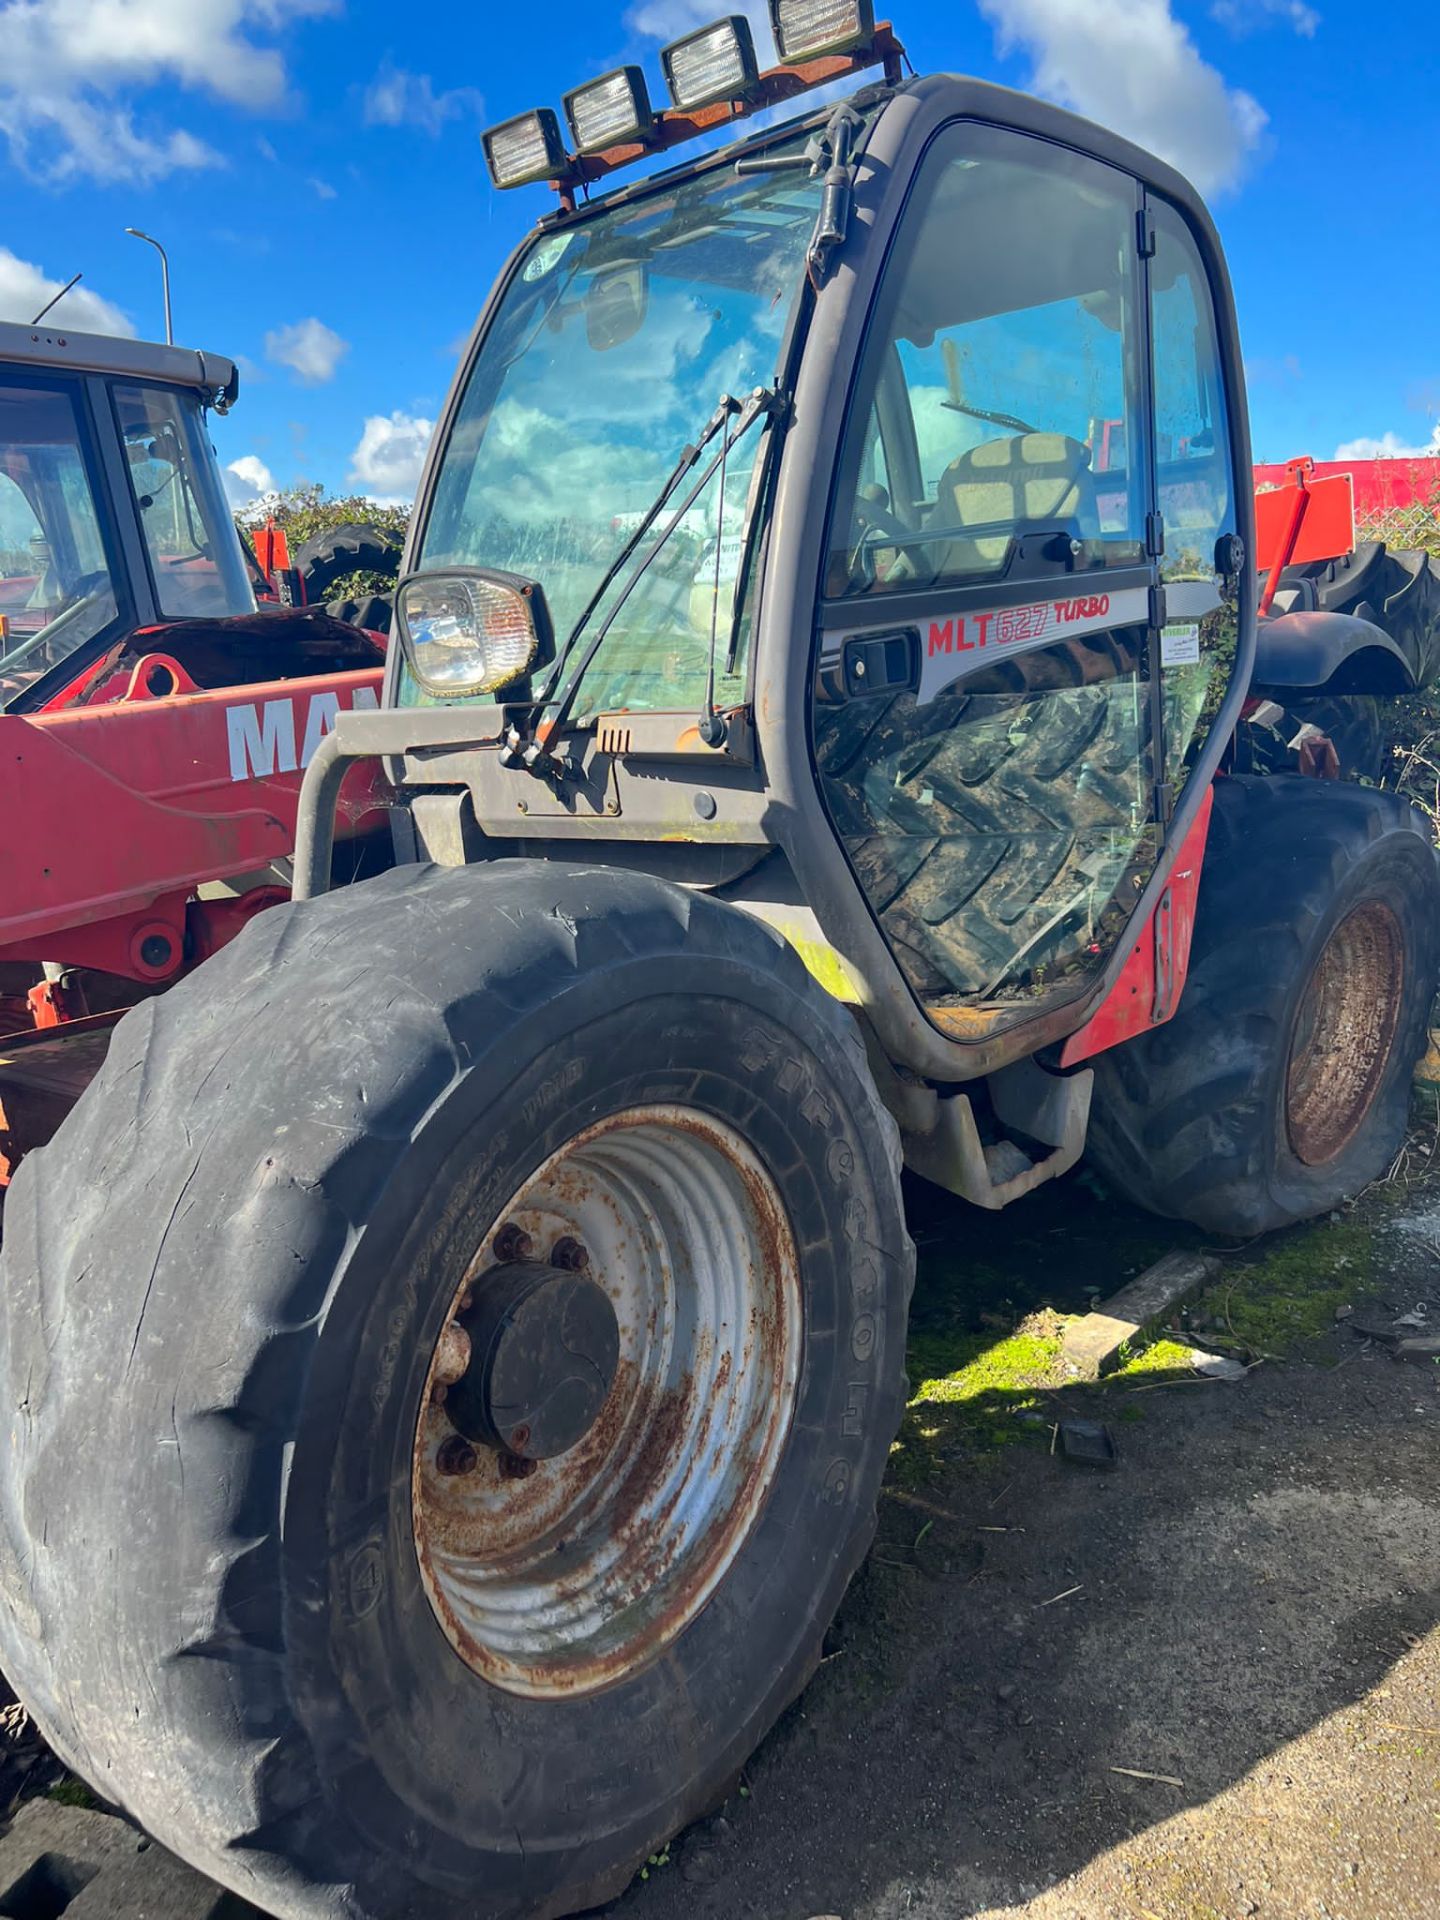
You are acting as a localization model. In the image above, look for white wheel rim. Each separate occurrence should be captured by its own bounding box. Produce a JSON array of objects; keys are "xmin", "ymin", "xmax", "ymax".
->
[{"xmin": 412, "ymin": 1106, "xmax": 802, "ymax": 1698}]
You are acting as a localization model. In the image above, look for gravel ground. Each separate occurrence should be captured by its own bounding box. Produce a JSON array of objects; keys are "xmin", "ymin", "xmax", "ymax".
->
[{"xmin": 615, "ymin": 1183, "xmax": 1440, "ymax": 1920}]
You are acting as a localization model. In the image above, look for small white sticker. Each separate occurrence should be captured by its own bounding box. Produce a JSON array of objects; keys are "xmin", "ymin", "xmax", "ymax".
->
[{"xmin": 1161, "ymin": 621, "xmax": 1201, "ymax": 666}]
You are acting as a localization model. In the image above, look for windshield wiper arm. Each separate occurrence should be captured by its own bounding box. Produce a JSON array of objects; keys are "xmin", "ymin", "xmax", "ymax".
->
[{"xmin": 516, "ymin": 385, "xmax": 781, "ymax": 755}]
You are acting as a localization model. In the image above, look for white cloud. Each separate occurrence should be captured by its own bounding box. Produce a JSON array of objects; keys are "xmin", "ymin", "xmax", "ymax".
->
[
  {"xmin": 0, "ymin": 247, "xmax": 134, "ymax": 334},
  {"xmin": 626, "ymin": 0, "xmax": 768, "ymax": 36},
  {"xmin": 0, "ymin": 0, "xmax": 339, "ymax": 184},
  {"xmin": 1212, "ymin": 0, "xmax": 1319, "ymax": 35},
  {"xmin": 308, "ymin": 175, "xmax": 336, "ymax": 200},
  {"xmin": 1334, "ymin": 425, "xmax": 1440, "ymax": 461},
  {"xmin": 224, "ymin": 454, "xmax": 276, "ymax": 510},
  {"xmin": 362, "ymin": 59, "xmax": 483, "ymax": 136},
  {"xmin": 348, "ymin": 410, "xmax": 434, "ymax": 499},
  {"xmin": 978, "ymin": 0, "xmax": 1267, "ymax": 197},
  {"xmin": 264, "ymin": 317, "xmax": 350, "ymax": 385}
]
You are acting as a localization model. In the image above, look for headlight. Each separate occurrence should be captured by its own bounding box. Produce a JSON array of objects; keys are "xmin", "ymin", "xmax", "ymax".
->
[
  {"xmin": 768, "ymin": 0, "xmax": 875, "ymax": 63},
  {"xmin": 397, "ymin": 570, "xmax": 555, "ymax": 698},
  {"xmin": 661, "ymin": 17, "xmax": 761, "ymax": 111},
  {"xmin": 563, "ymin": 66, "xmax": 654, "ymax": 154},
  {"xmin": 481, "ymin": 109, "xmax": 569, "ymax": 190}
]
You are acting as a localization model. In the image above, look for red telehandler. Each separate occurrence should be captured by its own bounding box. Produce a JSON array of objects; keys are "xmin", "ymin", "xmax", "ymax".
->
[{"xmin": 0, "ymin": 319, "xmax": 391, "ymax": 1178}]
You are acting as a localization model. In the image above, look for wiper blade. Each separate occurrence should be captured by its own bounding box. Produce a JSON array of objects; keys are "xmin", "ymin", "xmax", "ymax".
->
[{"xmin": 527, "ymin": 384, "xmax": 781, "ymax": 743}]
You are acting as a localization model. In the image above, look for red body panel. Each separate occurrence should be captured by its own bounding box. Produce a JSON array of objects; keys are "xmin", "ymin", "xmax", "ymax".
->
[
  {"xmin": 1254, "ymin": 456, "xmax": 1440, "ymax": 521},
  {"xmin": 0, "ymin": 666, "xmax": 387, "ymax": 975},
  {"xmin": 1059, "ymin": 784, "xmax": 1215, "ymax": 1067}
]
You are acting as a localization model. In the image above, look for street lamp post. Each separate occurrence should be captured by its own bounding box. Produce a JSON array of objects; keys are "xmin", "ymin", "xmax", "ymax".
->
[{"xmin": 123, "ymin": 228, "xmax": 173, "ymax": 345}]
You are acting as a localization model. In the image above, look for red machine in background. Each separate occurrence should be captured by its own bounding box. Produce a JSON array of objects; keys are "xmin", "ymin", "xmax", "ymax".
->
[{"xmin": 0, "ymin": 319, "xmax": 391, "ymax": 1179}]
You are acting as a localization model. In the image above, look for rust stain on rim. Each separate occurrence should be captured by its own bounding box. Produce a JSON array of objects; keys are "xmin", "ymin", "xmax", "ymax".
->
[
  {"xmin": 411, "ymin": 1104, "xmax": 802, "ymax": 1699},
  {"xmin": 1286, "ymin": 900, "xmax": 1405, "ymax": 1168}
]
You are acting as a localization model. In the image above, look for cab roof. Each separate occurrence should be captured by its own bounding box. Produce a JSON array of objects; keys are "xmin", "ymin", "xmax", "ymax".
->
[{"xmin": 0, "ymin": 319, "xmax": 239, "ymax": 406}]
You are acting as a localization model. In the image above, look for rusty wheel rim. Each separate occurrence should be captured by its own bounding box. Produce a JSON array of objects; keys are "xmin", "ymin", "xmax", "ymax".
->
[
  {"xmin": 413, "ymin": 1106, "xmax": 802, "ymax": 1698},
  {"xmin": 1285, "ymin": 901, "xmax": 1404, "ymax": 1168}
]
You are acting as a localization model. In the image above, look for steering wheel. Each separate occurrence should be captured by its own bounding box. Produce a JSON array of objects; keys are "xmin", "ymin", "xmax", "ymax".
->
[
  {"xmin": 849, "ymin": 497, "xmax": 933, "ymax": 589},
  {"xmin": 0, "ymin": 573, "xmax": 111, "ymax": 678}
]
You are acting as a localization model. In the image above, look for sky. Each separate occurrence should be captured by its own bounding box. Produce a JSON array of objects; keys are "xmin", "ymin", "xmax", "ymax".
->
[{"xmin": 1, "ymin": 0, "xmax": 1435, "ymax": 509}]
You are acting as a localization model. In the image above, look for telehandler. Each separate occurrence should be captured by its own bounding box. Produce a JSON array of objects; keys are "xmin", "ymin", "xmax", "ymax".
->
[{"xmin": 1, "ymin": 8, "xmax": 1436, "ymax": 1918}]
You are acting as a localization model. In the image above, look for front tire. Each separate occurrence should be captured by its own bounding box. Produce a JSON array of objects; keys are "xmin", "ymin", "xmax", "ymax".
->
[
  {"xmin": 1087, "ymin": 775, "xmax": 1440, "ymax": 1235},
  {"xmin": 0, "ymin": 863, "xmax": 912, "ymax": 1920}
]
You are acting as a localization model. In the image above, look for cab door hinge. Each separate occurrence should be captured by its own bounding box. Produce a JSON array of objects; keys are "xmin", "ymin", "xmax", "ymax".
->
[
  {"xmin": 1145, "ymin": 509, "xmax": 1166, "ymax": 558},
  {"xmin": 1148, "ymin": 582, "xmax": 1168, "ymax": 630},
  {"xmin": 1137, "ymin": 205, "xmax": 1157, "ymax": 258}
]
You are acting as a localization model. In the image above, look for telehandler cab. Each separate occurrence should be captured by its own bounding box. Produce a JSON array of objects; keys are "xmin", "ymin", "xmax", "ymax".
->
[{"xmin": 1, "ymin": 8, "xmax": 1436, "ymax": 1919}]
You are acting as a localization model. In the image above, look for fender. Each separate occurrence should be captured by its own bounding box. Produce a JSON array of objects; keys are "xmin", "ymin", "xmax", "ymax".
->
[{"xmin": 1252, "ymin": 609, "xmax": 1415, "ymax": 696}]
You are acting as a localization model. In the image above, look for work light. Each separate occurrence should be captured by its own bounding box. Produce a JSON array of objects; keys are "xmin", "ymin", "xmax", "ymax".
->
[
  {"xmin": 481, "ymin": 109, "xmax": 568, "ymax": 189},
  {"xmin": 397, "ymin": 570, "xmax": 555, "ymax": 698},
  {"xmin": 661, "ymin": 17, "xmax": 761, "ymax": 111},
  {"xmin": 563, "ymin": 67, "xmax": 654, "ymax": 154},
  {"xmin": 768, "ymin": 0, "xmax": 875, "ymax": 62}
]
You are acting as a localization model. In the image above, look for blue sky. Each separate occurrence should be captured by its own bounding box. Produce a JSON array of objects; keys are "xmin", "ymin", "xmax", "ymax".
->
[{"xmin": 1, "ymin": 0, "xmax": 1435, "ymax": 506}]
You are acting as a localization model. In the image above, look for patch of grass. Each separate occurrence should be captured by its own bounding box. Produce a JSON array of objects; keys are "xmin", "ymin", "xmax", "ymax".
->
[
  {"xmin": 895, "ymin": 1311, "xmax": 1203, "ymax": 1479},
  {"xmin": 1191, "ymin": 1216, "xmax": 1373, "ymax": 1353},
  {"xmin": 48, "ymin": 1780, "xmax": 94, "ymax": 1809},
  {"xmin": 895, "ymin": 1312, "xmax": 1065, "ymax": 1474}
]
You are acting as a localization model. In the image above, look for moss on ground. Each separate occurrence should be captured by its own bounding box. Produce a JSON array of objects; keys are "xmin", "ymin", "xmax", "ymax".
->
[
  {"xmin": 1187, "ymin": 1215, "xmax": 1374, "ymax": 1353},
  {"xmin": 892, "ymin": 1180, "xmax": 1390, "ymax": 1481}
]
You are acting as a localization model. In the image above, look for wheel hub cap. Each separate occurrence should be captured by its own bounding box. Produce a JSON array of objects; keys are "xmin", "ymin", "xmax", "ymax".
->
[{"xmin": 445, "ymin": 1264, "xmax": 621, "ymax": 1461}]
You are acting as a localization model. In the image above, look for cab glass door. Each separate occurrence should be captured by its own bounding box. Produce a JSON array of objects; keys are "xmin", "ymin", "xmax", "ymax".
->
[{"xmin": 814, "ymin": 124, "xmax": 1160, "ymax": 1034}]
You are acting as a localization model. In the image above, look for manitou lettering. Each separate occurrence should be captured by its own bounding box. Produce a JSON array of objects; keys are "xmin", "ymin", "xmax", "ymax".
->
[{"xmin": 226, "ymin": 685, "xmax": 380, "ymax": 782}]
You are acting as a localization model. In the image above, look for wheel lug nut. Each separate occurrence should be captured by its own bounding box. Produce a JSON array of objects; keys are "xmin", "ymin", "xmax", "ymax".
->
[
  {"xmin": 433, "ymin": 1323, "xmax": 472, "ymax": 1389},
  {"xmin": 551, "ymin": 1236, "xmax": 589, "ymax": 1272},
  {"xmin": 436, "ymin": 1435, "xmax": 478, "ymax": 1477},
  {"xmin": 492, "ymin": 1220, "xmax": 533, "ymax": 1263},
  {"xmin": 499, "ymin": 1451, "xmax": 537, "ymax": 1480}
]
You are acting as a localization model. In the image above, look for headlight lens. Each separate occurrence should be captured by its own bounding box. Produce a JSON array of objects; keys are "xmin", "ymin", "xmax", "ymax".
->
[
  {"xmin": 481, "ymin": 109, "xmax": 568, "ymax": 190},
  {"xmin": 661, "ymin": 17, "xmax": 761, "ymax": 111},
  {"xmin": 768, "ymin": 0, "xmax": 875, "ymax": 63},
  {"xmin": 397, "ymin": 570, "xmax": 554, "ymax": 697},
  {"xmin": 564, "ymin": 66, "xmax": 654, "ymax": 154}
]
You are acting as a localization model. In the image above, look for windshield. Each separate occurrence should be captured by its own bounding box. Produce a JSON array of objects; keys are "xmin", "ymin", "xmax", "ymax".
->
[
  {"xmin": 415, "ymin": 133, "xmax": 824, "ymax": 716},
  {"xmin": 113, "ymin": 383, "xmax": 255, "ymax": 620},
  {"xmin": 0, "ymin": 379, "xmax": 120, "ymax": 702}
]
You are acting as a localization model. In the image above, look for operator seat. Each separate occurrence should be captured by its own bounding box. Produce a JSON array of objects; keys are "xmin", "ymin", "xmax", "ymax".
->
[{"xmin": 928, "ymin": 431, "xmax": 1101, "ymax": 576}]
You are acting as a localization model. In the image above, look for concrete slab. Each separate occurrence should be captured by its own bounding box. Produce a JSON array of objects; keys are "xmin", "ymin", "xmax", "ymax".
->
[
  {"xmin": 1062, "ymin": 1249, "xmax": 1222, "ymax": 1378},
  {"xmin": 0, "ymin": 1798, "xmax": 258, "ymax": 1919}
]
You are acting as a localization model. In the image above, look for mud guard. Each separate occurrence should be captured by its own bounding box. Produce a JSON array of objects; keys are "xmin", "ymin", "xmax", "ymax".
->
[{"xmin": 1253, "ymin": 609, "xmax": 1415, "ymax": 696}]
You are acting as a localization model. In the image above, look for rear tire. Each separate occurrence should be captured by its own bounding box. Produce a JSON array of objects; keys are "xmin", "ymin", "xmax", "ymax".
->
[
  {"xmin": 293, "ymin": 521, "xmax": 402, "ymax": 605},
  {"xmin": 1086, "ymin": 775, "xmax": 1440, "ymax": 1235},
  {"xmin": 0, "ymin": 863, "xmax": 911, "ymax": 1920}
]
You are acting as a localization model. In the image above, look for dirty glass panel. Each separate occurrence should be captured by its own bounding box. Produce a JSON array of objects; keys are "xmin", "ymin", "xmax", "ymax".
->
[
  {"xmin": 0, "ymin": 381, "xmax": 119, "ymax": 702},
  {"xmin": 815, "ymin": 631, "xmax": 1157, "ymax": 1019},
  {"xmin": 417, "ymin": 135, "xmax": 822, "ymax": 714},
  {"xmin": 828, "ymin": 126, "xmax": 1145, "ymax": 600},
  {"xmin": 113, "ymin": 384, "xmax": 255, "ymax": 620},
  {"xmin": 1149, "ymin": 199, "xmax": 1239, "ymax": 788}
]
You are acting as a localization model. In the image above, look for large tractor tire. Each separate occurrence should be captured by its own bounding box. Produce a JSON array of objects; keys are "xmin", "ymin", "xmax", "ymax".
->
[
  {"xmin": 293, "ymin": 521, "xmax": 402, "ymax": 606},
  {"xmin": 0, "ymin": 862, "xmax": 911, "ymax": 1920},
  {"xmin": 1086, "ymin": 775, "xmax": 1440, "ymax": 1236}
]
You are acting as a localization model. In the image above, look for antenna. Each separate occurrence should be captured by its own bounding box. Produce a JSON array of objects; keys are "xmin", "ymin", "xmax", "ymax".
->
[
  {"xmin": 123, "ymin": 228, "xmax": 173, "ymax": 345},
  {"xmin": 30, "ymin": 272, "xmax": 83, "ymax": 326}
]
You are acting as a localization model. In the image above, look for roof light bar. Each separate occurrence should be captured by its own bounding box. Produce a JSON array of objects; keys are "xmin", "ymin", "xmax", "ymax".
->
[
  {"xmin": 563, "ymin": 65, "xmax": 655, "ymax": 155},
  {"xmin": 661, "ymin": 16, "xmax": 762, "ymax": 112},
  {"xmin": 768, "ymin": 0, "xmax": 876, "ymax": 63},
  {"xmin": 482, "ymin": 108, "xmax": 568, "ymax": 189}
]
